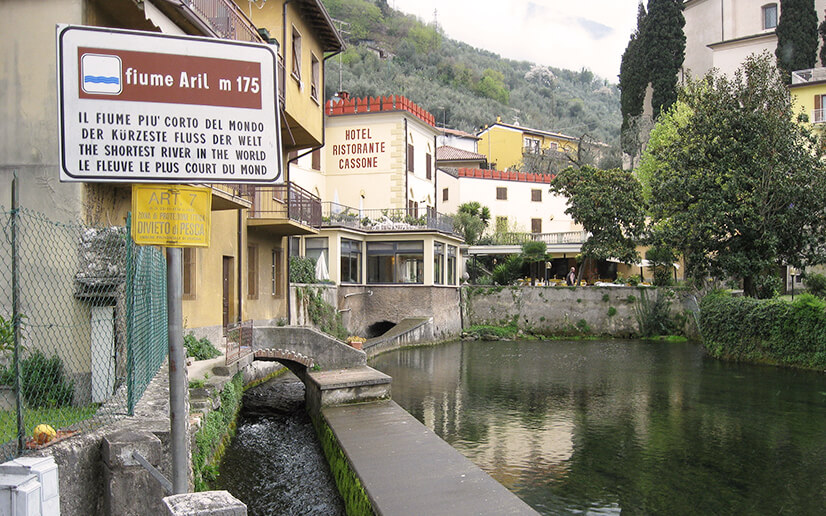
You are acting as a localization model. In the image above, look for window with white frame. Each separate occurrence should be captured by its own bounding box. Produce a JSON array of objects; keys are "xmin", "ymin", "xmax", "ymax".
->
[
  {"xmin": 291, "ymin": 26, "xmax": 302, "ymax": 81},
  {"xmin": 814, "ymin": 94, "xmax": 826, "ymax": 123},
  {"xmin": 310, "ymin": 53, "xmax": 320, "ymax": 102},
  {"xmin": 524, "ymin": 137, "xmax": 540, "ymax": 154},
  {"xmin": 762, "ymin": 4, "xmax": 778, "ymax": 30}
]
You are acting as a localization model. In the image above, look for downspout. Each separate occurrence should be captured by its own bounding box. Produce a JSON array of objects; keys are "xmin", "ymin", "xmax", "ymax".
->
[
  {"xmin": 404, "ymin": 118, "xmax": 409, "ymax": 211},
  {"xmin": 237, "ymin": 210, "xmax": 243, "ymax": 325}
]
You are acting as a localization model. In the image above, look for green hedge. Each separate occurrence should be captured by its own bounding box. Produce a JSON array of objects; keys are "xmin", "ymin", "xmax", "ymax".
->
[{"xmin": 700, "ymin": 292, "xmax": 826, "ymax": 369}]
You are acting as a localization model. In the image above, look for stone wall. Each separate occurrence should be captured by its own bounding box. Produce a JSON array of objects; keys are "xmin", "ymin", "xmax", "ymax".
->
[
  {"xmin": 463, "ymin": 285, "xmax": 699, "ymax": 337},
  {"xmin": 338, "ymin": 285, "xmax": 461, "ymax": 340}
]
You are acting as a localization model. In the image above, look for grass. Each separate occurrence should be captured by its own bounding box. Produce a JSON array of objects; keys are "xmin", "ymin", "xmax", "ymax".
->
[{"xmin": 0, "ymin": 405, "xmax": 99, "ymax": 445}]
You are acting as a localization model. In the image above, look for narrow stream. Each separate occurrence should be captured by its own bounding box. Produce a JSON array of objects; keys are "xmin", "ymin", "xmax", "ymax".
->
[{"xmin": 214, "ymin": 373, "xmax": 345, "ymax": 516}]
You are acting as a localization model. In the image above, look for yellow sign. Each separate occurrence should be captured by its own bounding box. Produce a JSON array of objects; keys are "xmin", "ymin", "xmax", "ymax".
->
[{"xmin": 131, "ymin": 185, "xmax": 211, "ymax": 247}]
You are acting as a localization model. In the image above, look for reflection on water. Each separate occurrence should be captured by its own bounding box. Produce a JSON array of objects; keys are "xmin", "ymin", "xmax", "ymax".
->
[{"xmin": 371, "ymin": 340, "xmax": 826, "ymax": 515}]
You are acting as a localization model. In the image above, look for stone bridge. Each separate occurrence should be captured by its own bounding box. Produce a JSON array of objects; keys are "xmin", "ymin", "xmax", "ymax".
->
[{"xmin": 251, "ymin": 326, "xmax": 391, "ymax": 415}]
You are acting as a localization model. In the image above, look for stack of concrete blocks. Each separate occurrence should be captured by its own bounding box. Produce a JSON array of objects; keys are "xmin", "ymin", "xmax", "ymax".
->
[{"xmin": 0, "ymin": 456, "xmax": 60, "ymax": 515}]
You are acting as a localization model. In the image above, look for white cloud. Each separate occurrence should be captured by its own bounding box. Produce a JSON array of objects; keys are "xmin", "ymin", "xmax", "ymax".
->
[{"xmin": 390, "ymin": 0, "xmax": 639, "ymax": 82}]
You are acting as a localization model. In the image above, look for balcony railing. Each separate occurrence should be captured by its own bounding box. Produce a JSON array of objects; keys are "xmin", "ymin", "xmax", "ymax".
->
[
  {"xmin": 248, "ymin": 183, "xmax": 321, "ymax": 228},
  {"xmin": 321, "ymin": 202, "xmax": 457, "ymax": 235},
  {"xmin": 812, "ymin": 108, "xmax": 826, "ymax": 124},
  {"xmin": 182, "ymin": 0, "xmax": 262, "ymax": 42},
  {"xmin": 489, "ymin": 231, "xmax": 589, "ymax": 246}
]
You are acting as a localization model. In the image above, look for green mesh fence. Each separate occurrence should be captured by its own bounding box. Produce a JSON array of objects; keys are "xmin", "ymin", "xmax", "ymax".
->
[{"xmin": 0, "ymin": 207, "xmax": 167, "ymax": 459}]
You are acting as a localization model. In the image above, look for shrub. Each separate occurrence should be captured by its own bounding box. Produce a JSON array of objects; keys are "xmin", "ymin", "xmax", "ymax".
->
[
  {"xmin": 803, "ymin": 272, "xmax": 826, "ymax": 299},
  {"xmin": 2, "ymin": 352, "xmax": 76, "ymax": 408},
  {"xmin": 634, "ymin": 289, "xmax": 678, "ymax": 337},
  {"xmin": 753, "ymin": 274, "xmax": 782, "ymax": 299},
  {"xmin": 289, "ymin": 256, "xmax": 317, "ymax": 284},
  {"xmin": 700, "ymin": 292, "xmax": 826, "ymax": 369},
  {"xmin": 608, "ymin": 306, "xmax": 617, "ymax": 317},
  {"xmin": 492, "ymin": 255, "xmax": 523, "ymax": 285},
  {"xmin": 184, "ymin": 333, "xmax": 221, "ymax": 361}
]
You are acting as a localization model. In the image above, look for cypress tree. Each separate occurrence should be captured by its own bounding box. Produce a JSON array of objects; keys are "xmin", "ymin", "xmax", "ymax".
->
[
  {"xmin": 820, "ymin": 12, "xmax": 826, "ymax": 66},
  {"xmin": 619, "ymin": 3, "xmax": 649, "ymax": 157},
  {"xmin": 776, "ymin": 0, "xmax": 818, "ymax": 81},
  {"xmin": 644, "ymin": 0, "xmax": 685, "ymax": 119}
]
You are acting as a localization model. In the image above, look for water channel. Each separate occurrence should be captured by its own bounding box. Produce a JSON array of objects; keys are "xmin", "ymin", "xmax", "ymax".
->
[
  {"xmin": 371, "ymin": 339, "xmax": 826, "ymax": 515},
  {"xmin": 219, "ymin": 339, "xmax": 826, "ymax": 515}
]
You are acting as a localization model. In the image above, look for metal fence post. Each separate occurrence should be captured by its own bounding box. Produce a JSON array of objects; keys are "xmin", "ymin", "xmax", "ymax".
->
[
  {"xmin": 167, "ymin": 247, "xmax": 187, "ymax": 494},
  {"xmin": 11, "ymin": 173, "xmax": 23, "ymax": 454},
  {"xmin": 126, "ymin": 212, "xmax": 135, "ymax": 415}
]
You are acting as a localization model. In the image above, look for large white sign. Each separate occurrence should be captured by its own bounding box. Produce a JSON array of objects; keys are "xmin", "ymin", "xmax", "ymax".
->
[{"xmin": 57, "ymin": 25, "xmax": 282, "ymax": 183}]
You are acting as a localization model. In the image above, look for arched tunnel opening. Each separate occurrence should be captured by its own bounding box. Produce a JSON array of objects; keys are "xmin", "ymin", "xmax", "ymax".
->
[{"xmin": 366, "ymin": 320, "xmax": 396, "ymax": 338}]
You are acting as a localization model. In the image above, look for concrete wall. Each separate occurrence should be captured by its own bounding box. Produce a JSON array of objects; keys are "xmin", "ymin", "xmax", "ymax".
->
[
  {"xmin": 463, "ymin": 285, "xmax": 699, "ymax": 338},
  {"xmin": 339, "ymin": 285, "xmax": 461, "ymax": 341}
]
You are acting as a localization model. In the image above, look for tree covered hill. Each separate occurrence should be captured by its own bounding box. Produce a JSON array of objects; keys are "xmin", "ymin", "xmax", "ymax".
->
[{"xmin": 322, "ymin": 0, "xmax": 622, "ymax": 147}]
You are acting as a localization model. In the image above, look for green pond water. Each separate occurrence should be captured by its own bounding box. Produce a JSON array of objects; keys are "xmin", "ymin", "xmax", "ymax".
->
[{"xmin": 370, "ymin": 339, "xmax": 826, "ymax": 515}]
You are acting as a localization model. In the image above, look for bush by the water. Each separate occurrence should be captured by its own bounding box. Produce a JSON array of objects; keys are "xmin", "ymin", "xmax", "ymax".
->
[
  {"xmin": 803, "ymin": 272, "xmax": 826, "ymax": 299},
  {"xmin": 700, "ymin": 292, "xmax": 826, "ymax": 369}
]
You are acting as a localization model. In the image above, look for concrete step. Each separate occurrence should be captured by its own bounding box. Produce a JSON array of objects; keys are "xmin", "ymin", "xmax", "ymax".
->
[{"xmin": 305, "ymin": 366, "xmax": 392, "ymax": 415}]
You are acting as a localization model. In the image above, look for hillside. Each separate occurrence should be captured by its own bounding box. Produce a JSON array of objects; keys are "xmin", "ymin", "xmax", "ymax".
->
[{"xmin": 321, "ymin": 0, "xmax": 622, "ymax": 151}]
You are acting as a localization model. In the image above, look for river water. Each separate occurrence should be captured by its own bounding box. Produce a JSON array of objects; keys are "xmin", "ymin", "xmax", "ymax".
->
[
  {"xmin": 370, "ymin": 339, "xmax": 826, "ymax": 515},
  {"xmin": 214, "ymin": 374, "xmax": 345, "ymax": 516}
]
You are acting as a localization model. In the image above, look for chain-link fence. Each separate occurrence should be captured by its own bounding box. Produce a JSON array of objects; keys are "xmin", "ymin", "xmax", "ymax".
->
[{"xmin": 0, "ymin": 207, "xmax": 168, "ymax": 459}]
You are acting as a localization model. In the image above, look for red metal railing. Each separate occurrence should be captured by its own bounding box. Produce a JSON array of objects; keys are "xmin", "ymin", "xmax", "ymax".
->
[
  {"xmin": 225, "ymin": 320, "xmax": 253, "ymax": 366},
  {"xmin": 182, "ymin": 0, "xmax": 262, "ymax": 42}
]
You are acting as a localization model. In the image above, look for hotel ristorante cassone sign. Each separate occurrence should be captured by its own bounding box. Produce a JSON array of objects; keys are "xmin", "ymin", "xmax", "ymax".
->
[{"xmin": 57, "ymin": 25, "xmax": 282, "ymax": 183}]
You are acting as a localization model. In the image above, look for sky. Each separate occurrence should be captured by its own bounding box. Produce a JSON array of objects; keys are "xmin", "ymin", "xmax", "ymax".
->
[{"xmin": 390, "ymin": 0, "xmax": 640, "ymax": 83}]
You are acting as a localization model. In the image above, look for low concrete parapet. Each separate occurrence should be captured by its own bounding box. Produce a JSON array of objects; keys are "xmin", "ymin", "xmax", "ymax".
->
[
  {"xmin": 101, "ymin": 429, "xmax": 167, "ymax": 516},
  {"xmin": 304, "ymin": 366, "xmax": 392, "ymax": 417},
  {"xmin": 364, "ymin": 317, "xmax": 434, "ymax": 356},
  {"xmin": 163, "ymin": 491, "xmax": 246, "ymax": 515},
  {"xmin": 252, "ymin": 326, "xmax": 366, "ymax": 370}
]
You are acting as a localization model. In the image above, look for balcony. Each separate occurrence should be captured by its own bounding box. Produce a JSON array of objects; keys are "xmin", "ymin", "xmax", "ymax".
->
[
  {"xmin": 247, "ymin": 183, "xmax": 321, "ymax": 235},
  {"xmin": 203, "ymin": 183, "xmax": 252, "ymax": 210},
  {"xmin": 467, "ymin": 231, "xmax": 588, "ymax": 255},
  {"xmin": 812, "ymin": 108, "xmax": 826, "ymax": 124},
  {"xmin": 180, "ymin": 0, "xmax": 263, "ymax": 42},
  {"xmin": 791, "ymin": 68, "xmax": 826, "ymax": 85},
  {"xmin": 321, "ymin": 203, "xmax": 458, "ymax": 235}
]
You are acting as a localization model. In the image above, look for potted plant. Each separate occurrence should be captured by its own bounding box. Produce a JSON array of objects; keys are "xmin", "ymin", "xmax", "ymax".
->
[{"xmin": 346, "ymin": 336, "xmax": 366, "ymax": 350}]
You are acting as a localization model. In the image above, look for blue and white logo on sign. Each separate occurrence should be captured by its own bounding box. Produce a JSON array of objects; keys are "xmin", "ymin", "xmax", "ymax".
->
[{"xmin": 81, "ymin": 54, "xmax": 122, "ymax": 95}]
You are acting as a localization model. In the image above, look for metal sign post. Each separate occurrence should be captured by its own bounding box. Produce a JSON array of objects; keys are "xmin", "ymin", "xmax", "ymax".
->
[{"xmin": 56, "ymin": 24, "xmax": 283, "ymax": 494}]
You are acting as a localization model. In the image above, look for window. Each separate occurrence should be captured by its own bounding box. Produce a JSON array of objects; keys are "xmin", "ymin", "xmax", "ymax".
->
[
  {"xmin": 815, "ymin": 94, "xmax": 826, "ymax": 123},
  {"xmin": 183, "ymin": 248, "xmax": 196, "ymax": 299},
  {"xmin": 446, "ymin": 245, "xmax": 457, "ymax": 285},
  {"xmin": 531, "ymin": 218, "xmax": 542, "ymax": 234},
  {"xmin": 549, "ymin": 142, "xmax": 559, "ymax": 151},
  {"xmin": 531, "ymin": 189, "xmax": 542, "ymax": 202},
  {"xmin": 367, "ymin": 241, "xmax": 424, "ymax": 284},
  {"xmin": 271, "ymin": 248, "xmax": 282, "ymax": 296},
  {"xmin": 442, "ymin": 188, "xmax": 449, "ymax": 202},
  {"xmin": 408, "ymin": 200, "xmax": 419, "ymax": 218},
  {"xmin": 524, "ymin": 137, "xmax": 540, "ymax": 154},
  {"xmin": 290, "ymin": 236, "xmax": 301, "ymax": 257},
  {"xmin": 310, "ymin": 53, "xmax": 320, "ymax": 101},
  {"xmin": 291, "ymin": 27, "xmax": 302, "ymax": 81},
  {"xmin": 496, "ymin": 187, "xmax": 508, "ymax": 200},
  {"xmin": 311, "ymin": 148, "xmax": 321, "ymax": 170},
  {"xmin": 763, "ymin": 3, "xmax": 777, "ymax": 30},
  {"xmin": 426, "ymin": 153, "xmax": 432, "ymax": 180},
  {"xmin": 407, "ymin": 143, "xmax": 414, "ymax": 172},
  {"xmin": 341, "ymin": 239, "xmax": 362, "ymax": 284},
  {"xmin": 434, "ymin": 242, "xmax": 445, "ymax": 285},
  {"xmin": 305, "ymin": 237, "xmax": 328, "ymax": 273},
  {"xmin": 247, "ymin": 245, "xmax": 258, "ymax": 299}
]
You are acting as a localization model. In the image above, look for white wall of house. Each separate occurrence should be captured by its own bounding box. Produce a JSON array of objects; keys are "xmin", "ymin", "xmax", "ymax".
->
[{"xmin": 684, "ymin": 0, "xmax": 826, "ymax": 78}]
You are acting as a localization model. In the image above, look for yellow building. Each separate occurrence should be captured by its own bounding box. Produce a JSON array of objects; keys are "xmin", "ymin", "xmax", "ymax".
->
[
  {"xmin": 1, "ymin": 0, "xmax": 343, "ymax": 346},
  {"xmin": 476, "ymin": 122, "xmax": 580, "ymax": 172},
  {"xmin": 790, "ymin": 68, "xmax": 826, "ymax": 129}
]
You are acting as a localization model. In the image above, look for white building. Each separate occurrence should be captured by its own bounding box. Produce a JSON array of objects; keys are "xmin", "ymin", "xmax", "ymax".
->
[{"xmin": 683, "ymin": 0, "xmax": 826, "ymax": 78}]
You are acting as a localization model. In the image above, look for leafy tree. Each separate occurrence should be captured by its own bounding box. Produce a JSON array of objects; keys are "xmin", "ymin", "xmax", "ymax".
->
[
  {"xmin": 640, "ymin": 53, "xmax": 826, "ymax": 296},
  {"xmin": 550, "ymin": 165, "xmax": 646, "ymax": 284},
  {"xmin": 776, "ymin": 0, "xmax": 818, "ymax": 82},
  {"xmin": 644, "ymin": 0, "xmax": 685, "ymax": 119},
  {"xmin": 453, "ymin": 202, "xmax": 491, "ymax": 244},
  {"xmin": 474, "ymin": 69, "xmax": 509, "ymax": 104}
]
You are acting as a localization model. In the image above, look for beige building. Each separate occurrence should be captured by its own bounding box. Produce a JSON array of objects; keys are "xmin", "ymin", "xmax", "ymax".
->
[
  {"xmin": 289, "ymin": 95, "xmax": 463, "ymax": 289},
  {"xmin": 683, "ymin": 0, "xmax": 826, "ymax": 78}
]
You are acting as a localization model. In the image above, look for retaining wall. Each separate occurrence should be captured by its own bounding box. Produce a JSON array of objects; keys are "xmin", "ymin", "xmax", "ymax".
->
[{"xmin": 463, "ymin": 285, "xmax": 699, "ymax": 337}]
